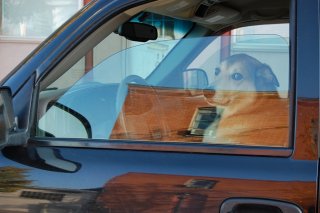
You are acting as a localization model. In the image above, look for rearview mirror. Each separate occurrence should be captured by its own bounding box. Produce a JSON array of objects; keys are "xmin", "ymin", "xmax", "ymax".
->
[{"xmin": 116, "ymin": 22, "xmax": 158, "ymax": 42}]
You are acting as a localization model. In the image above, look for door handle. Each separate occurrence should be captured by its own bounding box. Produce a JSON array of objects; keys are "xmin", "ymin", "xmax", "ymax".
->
[{"xmin": 220, "ymin": 198, "xmax": 302, "ymax": 213}]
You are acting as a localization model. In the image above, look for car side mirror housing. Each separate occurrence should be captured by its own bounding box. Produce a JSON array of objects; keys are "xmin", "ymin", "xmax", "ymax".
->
[
  {"xmin": 116, "ymin": 22, "xmax": 158, "ymax": 42},
  {"xmin": 0, "ymin": 87, "xmax": 16, "ymax": 147},
  {"xmin": 183, "ymin": 68, "xmax": 209, "ymax": 90},
  {"xmin": 0, "ymin": 87, "xmax": 26, "ymax": 150}
]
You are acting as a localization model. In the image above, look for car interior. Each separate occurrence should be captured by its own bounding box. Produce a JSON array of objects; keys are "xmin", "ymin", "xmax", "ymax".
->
[
  {"xmin": 147, "ymin": 0, "xmax": 289, "ymax": 32},
  {"xmin": 36, "ymin": 0, "xmax": 291, "ymax": 147}
]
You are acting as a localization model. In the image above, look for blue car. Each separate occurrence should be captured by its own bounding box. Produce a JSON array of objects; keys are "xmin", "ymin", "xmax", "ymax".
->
[{"xmin": 0, "ymin": 0, "xmax": 318, "ymax": 212}]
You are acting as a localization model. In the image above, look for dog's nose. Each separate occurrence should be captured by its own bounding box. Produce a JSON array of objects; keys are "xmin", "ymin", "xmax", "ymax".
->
[{"xmin": 203, "ymin": 85, "xmax": 215, "ymax": 99}]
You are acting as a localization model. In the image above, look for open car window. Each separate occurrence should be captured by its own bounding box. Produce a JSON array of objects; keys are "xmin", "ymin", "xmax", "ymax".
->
[{"xmin": 36, "ymin": 11, "xmax": 290, "ymax": 148}]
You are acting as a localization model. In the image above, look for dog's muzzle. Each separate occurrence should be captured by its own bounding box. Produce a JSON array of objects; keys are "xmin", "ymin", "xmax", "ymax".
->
[{"xmin": 203, "ymin": 86, "xmax": 231, "ymax": 106}]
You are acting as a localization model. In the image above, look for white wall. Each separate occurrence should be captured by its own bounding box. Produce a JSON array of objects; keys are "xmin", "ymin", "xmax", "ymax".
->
[
  {"xmin": 0, "ymin": 0, "xmax": 84, "ymax": 80},
  {"xmin": 0, "ymin": 39, "xmax": 41, "ymax": 79}
]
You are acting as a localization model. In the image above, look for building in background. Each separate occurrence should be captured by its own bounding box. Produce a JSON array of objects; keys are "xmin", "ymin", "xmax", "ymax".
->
[
  {"xmin": 0, "ymin": 0, "xmax": 178, "ymax": 80},
  {"xmin": 0, "ymin": 0, "xmax": 85, "ymax": 79}
]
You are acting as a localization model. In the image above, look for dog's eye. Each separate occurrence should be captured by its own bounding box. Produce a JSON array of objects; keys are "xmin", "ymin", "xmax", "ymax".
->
[
  {"xmin": 214, "ymin": 68, "xmax": 221, "ymax": 76},
  {"xmin": 231, "ymin": 73, "xmax": 243, "ymax": 81}
]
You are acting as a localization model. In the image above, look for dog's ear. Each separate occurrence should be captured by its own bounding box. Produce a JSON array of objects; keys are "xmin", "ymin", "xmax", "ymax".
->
[{"xmin": 255, "ymin": 64, "xmax": 280, "ymax": 91}]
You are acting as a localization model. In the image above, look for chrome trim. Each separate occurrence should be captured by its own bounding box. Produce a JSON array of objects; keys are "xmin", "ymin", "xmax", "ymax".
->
[
  {"xmin": 220, "ymin": 198, "xmax": 302, "ymax": 213},
  {"xmin": 29, "ymin": 138, "xmax": 292, "ymax": 157}
]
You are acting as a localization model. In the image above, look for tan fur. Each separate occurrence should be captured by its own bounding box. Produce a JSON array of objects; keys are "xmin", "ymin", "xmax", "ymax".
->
[{"xmin": 203, "ymin": 54, "xmax": 289, "ymax": 147}]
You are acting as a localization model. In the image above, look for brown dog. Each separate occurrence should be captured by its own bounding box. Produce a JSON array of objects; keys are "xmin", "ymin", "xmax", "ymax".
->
[{"xmin": 203, "ymin": 54, "xmax": 289, "ymax": 147}]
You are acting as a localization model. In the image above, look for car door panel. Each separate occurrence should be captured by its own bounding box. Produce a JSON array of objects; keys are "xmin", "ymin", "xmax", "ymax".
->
[{"xmin": 0, "ymin": 146, "xmax": 317, "ymax": 212}]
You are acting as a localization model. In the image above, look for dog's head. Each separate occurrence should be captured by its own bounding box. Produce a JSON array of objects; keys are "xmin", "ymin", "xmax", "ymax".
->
[{"xmin": 204, "ymin": 54, "xmax": 280, "ymax": 115}]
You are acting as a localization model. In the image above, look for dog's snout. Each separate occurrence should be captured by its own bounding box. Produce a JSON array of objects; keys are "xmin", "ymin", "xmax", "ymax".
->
[{"xmin": 203, "ymin": 86, "xmax": 215, "ymax": 99}]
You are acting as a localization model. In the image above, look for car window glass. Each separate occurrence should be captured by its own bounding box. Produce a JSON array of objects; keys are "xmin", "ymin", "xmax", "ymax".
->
[{"xmin": 36, "ymin": 15, "xmax": 290, "ymax": 148}]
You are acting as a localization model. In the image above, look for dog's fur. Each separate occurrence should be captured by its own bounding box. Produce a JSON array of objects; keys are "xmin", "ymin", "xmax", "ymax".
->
[{"xmin": 203, "ymin": 54, "xmax": 289, "ymax": 146}]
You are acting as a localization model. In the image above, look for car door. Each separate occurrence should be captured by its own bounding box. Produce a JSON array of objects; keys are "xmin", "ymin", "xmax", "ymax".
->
[{"xmin": 0, "ymin": 0, "xmax": 318, "ymax": 212}]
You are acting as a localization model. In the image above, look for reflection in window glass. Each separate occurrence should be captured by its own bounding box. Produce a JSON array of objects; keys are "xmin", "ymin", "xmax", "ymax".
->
[
  {"xmin": 232, "ymin": 24, "xmax": 289, "ymax": 41},
  {"xmin": 37, "ymin": 17, "xmax": 290, "ymax": 148}
]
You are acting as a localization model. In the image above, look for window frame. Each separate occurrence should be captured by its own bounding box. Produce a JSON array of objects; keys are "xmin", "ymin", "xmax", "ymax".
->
[{"xmin": 29, "ymin": 1, "xmax": 295, "ymax": 157}]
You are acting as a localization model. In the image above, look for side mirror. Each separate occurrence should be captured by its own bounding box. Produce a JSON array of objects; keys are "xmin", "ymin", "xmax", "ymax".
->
[
  {"xmin": 183, "ymin": 68, "xmax": 209, "ymax": 90},
  {"xmin": 0, "ymin": 87, "xmax": 16, "ymax": 149},
  {"xmin": 0, "ymin": 87, "xmax": 26, "ymax": 150},
  {"xmin": 116, "ymin": 22, "xmax": 158, "ymax": 42}
]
